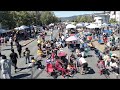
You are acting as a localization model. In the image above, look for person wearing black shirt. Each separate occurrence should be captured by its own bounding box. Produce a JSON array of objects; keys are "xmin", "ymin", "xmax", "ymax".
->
[
  {"xmin": 10, "ymin": 49, "xmax": 18, "ymax": 73},
  {"xmin": 61, "ymin": 56, "xmax": 68, "ymax": 69},
  {"xmin": 17, "ymin": 44, "xmax": 22, "ymax": 58}
]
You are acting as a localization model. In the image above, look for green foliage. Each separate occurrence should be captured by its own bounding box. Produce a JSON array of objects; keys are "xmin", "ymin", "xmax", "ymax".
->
[
  {"xmin": 109, "ymin": 18, "xmax": 118, "ymax": 24},
  {"xmin": 40, "ymin": 11, "xmax": 58, "ymax": 25},
  {"xmin": 0, "ymin": 11, "xmax": 58, "ymax": 29},
  {"xmin": 75, "ymin": 15, "xmax": 93, "ymax": 23}
]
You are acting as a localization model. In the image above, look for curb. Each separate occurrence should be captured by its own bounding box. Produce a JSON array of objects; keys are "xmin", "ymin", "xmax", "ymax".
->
[{"xmin": 22, "ymin": 39, "xmax": 35, "ymax": 47}]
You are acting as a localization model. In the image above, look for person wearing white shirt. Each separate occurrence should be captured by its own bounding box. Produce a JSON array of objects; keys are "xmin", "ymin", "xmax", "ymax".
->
[
  {"xmin": 110, "ymin": 58, "xmax": 118, "ymax": 68},
  {"xmin": 78, "ymin": 54, "xmax": 88, "ymax": 74},
  {"xmin": 61, "ymin": 35, "xmax": 65, "ymax": 41},
  {"xmin": 0, "ymin": 55, "xmax": 12, "ymax": 79},
  {"xmin": 110, "ymin": 58, "xmax": 119, "ymax": 74}
]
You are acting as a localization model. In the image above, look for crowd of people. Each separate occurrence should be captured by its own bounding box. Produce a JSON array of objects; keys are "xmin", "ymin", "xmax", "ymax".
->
[{"xmin": 0, "ymin": 23, "xmax": 120, "ymax": 79}]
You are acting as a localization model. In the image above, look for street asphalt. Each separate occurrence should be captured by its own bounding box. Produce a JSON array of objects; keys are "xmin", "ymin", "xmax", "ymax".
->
[{"xmin": 0, "ymin": 29, "xmax": 118, "ymax": 79}]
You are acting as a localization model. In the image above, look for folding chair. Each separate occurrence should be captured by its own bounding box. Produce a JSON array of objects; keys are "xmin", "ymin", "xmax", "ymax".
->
[{"xmin": 46, "ymin": 63, "xmax": 54, "ymax": 77}]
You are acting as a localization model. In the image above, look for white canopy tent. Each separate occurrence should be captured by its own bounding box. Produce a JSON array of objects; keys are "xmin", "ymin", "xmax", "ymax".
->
[
  {"xmin": 0, "ymin": 29, "xmax": 7, "ymax": 34},
  {"xmin": 14, "ymin": 25, "xmax": 29, "ymax": 30},
  {"xmin": 49, "ymin": 23, "xmax": 54, "ymax": 27},
  {"xmin": 86, "ymin": 23, "xmax": 101, "ymax": 29},
  {"xmin": 66, "ymin": 24, "xmax": 76, "ymax": 29},
  {"xmin": 76, "ymin": 23, "xmax": 84, "ymax": 27},
  {"xmin": 84, "ymin": 23, "xmax": 90, "ymax": 26},
  {"xmin": 14, "ymin": 27, "xmax": 20, "ymax": 30},
  {"xmin": 19, "ymin": 25, "xmax": 29, "ymax": 30}
]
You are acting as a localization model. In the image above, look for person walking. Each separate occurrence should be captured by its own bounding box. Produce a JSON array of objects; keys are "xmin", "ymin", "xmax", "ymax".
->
[
  {"xmin": 23, "ymin": 48, "xmax": 31, "ymax": 64},
  {"xmin": 0, "ymin": 55, "xmax": 12, "ymax": 79},
  {"xmin": 17, "ymin": 44, "xmax": 22, "ymax": 58},
  {"xmin": 0, "ymin": 37, "xmax": 4, "ymax": 46},
  {"xmin": 9, "ymin": 37, "xmax": 13, "ymax": 50},
  {"xmin": 4, "ymin": 36, "xmax": 8, "ymax": 46},
  {"xmin": 9, "ymin": 49, "xmax": 18, "ymax": 73}
]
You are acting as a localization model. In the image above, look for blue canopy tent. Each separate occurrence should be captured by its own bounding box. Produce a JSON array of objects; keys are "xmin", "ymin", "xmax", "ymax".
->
[
  {"xmin": 0, "ymin": 29, "xmax": 6, "ymax": 34},
  {"xmin": 103, "ymin": 30, "xmax": 112, "ymax": 36}
]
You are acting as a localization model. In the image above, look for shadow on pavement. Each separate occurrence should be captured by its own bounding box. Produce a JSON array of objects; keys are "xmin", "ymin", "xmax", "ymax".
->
[
  {"xmin": 2, "ymin": 48, "xmax": 11, "ymax": 51},
  {"xmin": 12, "ymin": 73, "xmax": 31, "ymax": 79},
  {"xmin": 17, "ymin": 67, "xmax": 31, "ymax": 72},
  {"xmin": 30, "ymin": 55, "xmax": 34, "ymax": 56},
  {"xmin": 32, "ymin": 68, "xmax": 45, "ymax": 79},
  {"xmin": 86, "ymin": 67, "xmax": 95, "ymax": 74},
  {"xmin": 87, "ymin": 55, "xmax": 93, "ymax": 57},
  {"xmin": 6, "ymin": 45, "xmax": 16, "ymax": 46}
]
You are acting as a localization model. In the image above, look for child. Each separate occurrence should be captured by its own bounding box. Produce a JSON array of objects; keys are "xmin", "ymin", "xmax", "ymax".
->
[
  {"xmin": 97, "ymin": 56, "xmax": 106, "ymax": 75},
  {"xmin": 23, "ymin": 48, "xmax": 30, "ymax": 64},
  {"xmin": 36, "ymin": 60, "xmax": 43, "ymax": 70},
  {"xmin": 37, "ymin": 48, "xmax": 43, "ymax": 59},
  {"xmin": 67, "ymin": 63, "xmax": 76, "ymax": 76},
  {"xmin": 28, "ymin": 57, "xmax": 36, "ymax": 68}
]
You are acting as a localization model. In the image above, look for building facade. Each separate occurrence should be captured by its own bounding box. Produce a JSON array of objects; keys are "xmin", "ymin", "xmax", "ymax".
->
[
  {"xmin": 93, "ymin": 12, "xmax": 110, "ymax": 25},
  {"xmin": 110, "ymin": 11, "xmax": 120, "ymax": 23}
]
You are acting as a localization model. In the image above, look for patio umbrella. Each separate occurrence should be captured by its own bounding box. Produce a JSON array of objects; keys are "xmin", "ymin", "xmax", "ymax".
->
[
  {"xmin": 58, "ymin": 52, "xmax": 67, "ymax": 57},
  {"xmin": 65, "ymin": 35, "xmax": 78, "ymax": 41},
  {"xmin": 66, "ymin": 24, "xmax": 76, "ymax": 29}
]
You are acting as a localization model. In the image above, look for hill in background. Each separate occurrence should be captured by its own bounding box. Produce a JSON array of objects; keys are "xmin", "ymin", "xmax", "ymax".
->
[{"xmin": 60, "ymin": 14, "xmax": 92, "ymax": 22}]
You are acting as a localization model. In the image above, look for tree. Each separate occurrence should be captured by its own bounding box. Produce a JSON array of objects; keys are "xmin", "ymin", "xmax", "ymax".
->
[
  {"xmin": 75, "ymin": 15, "xmax": 93, "ymax": 23},
  {"xmin": 86, "ymin": 16, "xmax": 94, "ymax": 23},
  {"xmin": 0, "ymin": 11, "xmax": 58, "ymax": 29},
  {"xmin": 0, "ymin": 11, "xmax": 16, "ymax": 29},
  {"xmin": 109, "ymin": 18, "xmax": 117, "ymax": 24},
  {"xmin": 40, "ymin": 11, "xmax": 58, "ymax": 25}
]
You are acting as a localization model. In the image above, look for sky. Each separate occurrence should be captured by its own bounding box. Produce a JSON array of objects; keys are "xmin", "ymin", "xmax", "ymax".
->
[{"xmin": 53, "ymin": 11, "xmax": 103, "ymax": 17}]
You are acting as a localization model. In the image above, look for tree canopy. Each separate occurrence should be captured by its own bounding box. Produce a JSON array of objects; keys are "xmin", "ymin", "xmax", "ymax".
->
[
  {"xmin": 75, "ymin": 15, "xmax": 94, "ymax": 23},
  {"xmin": 40, "ymin": 11, "xmax": 58, "ymax": 25},
  {"xmin": 109, "ymin": 18, "xmax": 118, "ymax": 24},
  {"xmin": 0, "ymin": 11, "xmax": 59, "ymax": 29}
]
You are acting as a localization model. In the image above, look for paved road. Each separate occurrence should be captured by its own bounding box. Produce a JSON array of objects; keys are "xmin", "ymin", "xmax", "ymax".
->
[
  {"xmin": 0, "ymin": 29, "xmax": 117, "ymax": 79},
  {"xmin": 0, "ymin": 29, "xmax": 59, "ymax": 79}
]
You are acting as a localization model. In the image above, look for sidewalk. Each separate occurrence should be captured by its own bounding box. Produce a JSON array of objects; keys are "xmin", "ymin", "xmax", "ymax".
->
[
  {"xmin": 19, "ymin": 39, "xmax": 35, "ymax": 47},
  {"xmin": 0, "ymin": 38, "xmax": 35, "ymax": 51}
]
